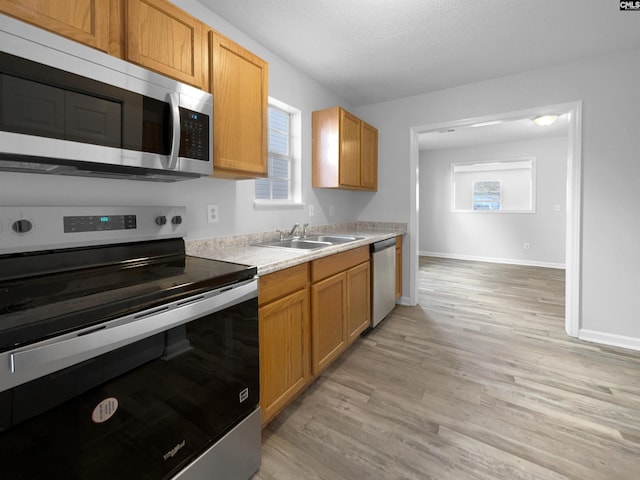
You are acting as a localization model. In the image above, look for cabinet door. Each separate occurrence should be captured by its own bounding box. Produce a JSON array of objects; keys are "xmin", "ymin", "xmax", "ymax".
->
[
  {"xmin": 210, "ymin": 30, "xmax": 268, "ymax": 178},
  {"xmin": 361, "ymin": 120, "xmax": 378, "ymax": 191},
  {"xmin": 311, "ymin": 272, "xmax": 347, "ymax": 375},
  {"xmin": 346, "ymin": 261, "xmax": 371, "ymax": 344},
  {"xmin": 1, "ymin": 0, "xmax": 110, "ymax": 52},
  {"xmin": 395, "ymin": 235, "xmax": 403, "ymax": 300},
  {"xmin": 259, "ymin": 288, "xmax": 310, "ymax": 425},
  {"xmin": 126, "ymin": 0, "xmax": 206, "ymax": 88},
  {"xmin": 338, "ymin": 109, "xmax": 361, "ymax": 188}
]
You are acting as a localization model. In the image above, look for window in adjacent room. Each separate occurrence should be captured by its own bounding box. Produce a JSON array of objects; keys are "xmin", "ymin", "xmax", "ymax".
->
[
  {"xmin": 473, "ymin": 180, "xmax": 501, "ymax": 210},
  {"xmin": 452, "ymin": 158, "xmax": 535, "ymax": 212},
  {"xmin": 255, "ymin": 98, "xmax": 302, "ymax": 205}
]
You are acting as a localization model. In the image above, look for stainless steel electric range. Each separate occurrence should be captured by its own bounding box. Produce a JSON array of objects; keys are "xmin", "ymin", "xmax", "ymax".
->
[{"xmin": 0, "ymin": 206, "xmax": 261, "ymax": 480}]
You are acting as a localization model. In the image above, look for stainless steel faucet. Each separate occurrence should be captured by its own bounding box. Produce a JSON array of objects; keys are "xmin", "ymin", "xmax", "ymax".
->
[
  {"xmin": 287, "ymin": 223, "xmax": 300, "ymax": 238},
  {"xmin": 276, "ymin": 223, "xmax": 305, "ymax": 241}
]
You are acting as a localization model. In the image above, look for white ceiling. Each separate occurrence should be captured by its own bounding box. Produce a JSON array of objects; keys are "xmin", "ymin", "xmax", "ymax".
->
[
  {"xmin": 198, "ymin": 0, "xmax": 640, "ymax": 107},
  {"xmin": 418, "ymin": 114, "xmax": 569, "ymax": 151}
]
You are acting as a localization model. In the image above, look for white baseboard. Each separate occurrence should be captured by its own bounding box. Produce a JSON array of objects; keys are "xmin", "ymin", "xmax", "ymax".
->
[
  {"xmin": 579, "ymin": 329, "xmax": 640, "ymax": 352},
  {"xmin": 419, "ymin": 251, "xmax": 565, "ymax": 269},
  {"xmin": 396, "ymin": 296, "xmax": 413, "ymax": 306}
]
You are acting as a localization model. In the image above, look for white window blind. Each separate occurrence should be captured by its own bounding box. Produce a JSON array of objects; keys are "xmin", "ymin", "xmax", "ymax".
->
[{"xmin": 255, "ymin": 106, "xmax": 291, "ymax": 201}]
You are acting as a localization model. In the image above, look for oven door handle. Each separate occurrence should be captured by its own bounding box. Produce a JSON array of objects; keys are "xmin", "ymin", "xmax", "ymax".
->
[{"xmin": 5, "ymin": 278, "xmax": 257, "ymax": 391}]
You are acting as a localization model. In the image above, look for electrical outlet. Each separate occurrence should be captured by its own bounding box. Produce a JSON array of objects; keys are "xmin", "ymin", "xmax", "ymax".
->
[
  {"xmin": 309, "ymin": 204, "xmax": 314, "ymax": 217},
  {"xmin": 207, "ymin": 204, "xmax": 219, "ymax": 224},
  {"xmin": 329, "ymin": 205, "xmax": 335, "ymax": 216},
  {"xmin": 524, "ymin": 242, "xmax": 530, "ymax": 250}
]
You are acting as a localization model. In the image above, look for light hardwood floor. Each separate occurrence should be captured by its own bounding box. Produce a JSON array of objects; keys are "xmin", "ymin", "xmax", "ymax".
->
[{"xmin": 253, "ymin": 257, "xmax": 640, "ymax": 479}]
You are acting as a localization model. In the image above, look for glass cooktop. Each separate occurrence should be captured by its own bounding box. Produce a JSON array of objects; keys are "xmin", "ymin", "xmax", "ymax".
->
[{"xmin": 0, "ymin": 239, "xmax": 256, "ymax": 352}]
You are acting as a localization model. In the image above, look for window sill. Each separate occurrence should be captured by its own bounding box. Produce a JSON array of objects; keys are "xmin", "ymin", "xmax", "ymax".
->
[{"xmin": 253, "ymin": 201, "xmax": 305, "ymax": 210}]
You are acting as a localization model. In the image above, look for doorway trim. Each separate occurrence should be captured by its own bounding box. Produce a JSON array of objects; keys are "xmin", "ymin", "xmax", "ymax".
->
[{"xmin": 409, "ymin": 101, "xmax": 582, "ymax": 337}]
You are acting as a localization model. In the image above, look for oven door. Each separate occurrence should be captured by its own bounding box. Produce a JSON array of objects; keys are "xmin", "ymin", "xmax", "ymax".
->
[{"xmin": 0, "ymin": 280, "xmax": 258, "ymax": 480}]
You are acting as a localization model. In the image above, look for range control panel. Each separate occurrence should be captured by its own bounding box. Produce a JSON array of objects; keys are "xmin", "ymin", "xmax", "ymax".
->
[
  {"xmin": 0, "ymin": 206, "xmax": 187, "ymax": 255},
  {"xmin": 63, "ymin": 215, "xmax": 137, "ymax": 233}
]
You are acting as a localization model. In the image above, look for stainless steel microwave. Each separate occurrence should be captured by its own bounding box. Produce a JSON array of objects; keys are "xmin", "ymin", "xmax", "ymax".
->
[{"xmin": 0, "ymin": 15, "xmax": 212, "ymax": 182}]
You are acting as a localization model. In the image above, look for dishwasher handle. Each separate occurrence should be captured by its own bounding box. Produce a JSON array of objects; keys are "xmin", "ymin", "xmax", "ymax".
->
[{"xmin": 370, "ymin": 237, "xmax": 396, "ymax": 252}]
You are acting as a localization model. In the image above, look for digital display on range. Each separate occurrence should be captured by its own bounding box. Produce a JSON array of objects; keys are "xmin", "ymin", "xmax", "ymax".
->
[{"xmin": 63, "ymin": 215, "xmax": 137, "ymax": 233}]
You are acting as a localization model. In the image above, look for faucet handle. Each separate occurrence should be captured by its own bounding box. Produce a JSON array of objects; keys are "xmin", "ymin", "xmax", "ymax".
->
[{"xmin": 302, "ymin": 223, "xmax": 309, "ymax": 237}]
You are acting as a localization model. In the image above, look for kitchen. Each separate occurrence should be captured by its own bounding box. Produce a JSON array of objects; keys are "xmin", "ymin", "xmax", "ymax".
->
[{"xmin": 1, "ymin": 0, "xmax": 640, "ymax": 479}]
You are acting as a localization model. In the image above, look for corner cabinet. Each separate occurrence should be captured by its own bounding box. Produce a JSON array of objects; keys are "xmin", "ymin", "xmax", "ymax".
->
[
  {"xmin": 312, "ymin": 106, "xmax": 378, "ymax": 191},
  {"xmin": 258, "ymin": 264, "xmax": 310, "ymax": 426},
  {"xmin": 209, "ymin": 30, "xmax": 268, "ymax": 178},
  {"xmin": 0, "ymin": 0, "xmax": 112, "ymax": 53},
  {"xmin": 125, "ymin": 0, "xmax": 208, "ymax": 89}
]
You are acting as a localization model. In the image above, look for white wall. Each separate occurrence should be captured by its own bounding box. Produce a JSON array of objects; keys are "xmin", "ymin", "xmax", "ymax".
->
[
  {"xmin": 0, "ymin": 1, "xmax": 364, "ymax": 240},
  {"xmin": 355, "ymin": 47, "xmax": 640, "ymax": 343},
  {"xmin": 419, "ymin": 136, "xmax": 567, "ymax": 267}
]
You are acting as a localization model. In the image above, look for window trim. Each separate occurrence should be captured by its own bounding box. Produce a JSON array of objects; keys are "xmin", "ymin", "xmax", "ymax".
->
[
  {"xmin": 451, "ymin": 157, "xmax": 536, "ymax": 213},
  {"xmin": 254, "ymin": 97, "xmax": 302, "ymax": 207}
]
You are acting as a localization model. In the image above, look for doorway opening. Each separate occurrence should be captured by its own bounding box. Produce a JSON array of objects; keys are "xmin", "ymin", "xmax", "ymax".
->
[{"xmin": 408, "ymin": 102, "xmax": 582, "ymax": 336}]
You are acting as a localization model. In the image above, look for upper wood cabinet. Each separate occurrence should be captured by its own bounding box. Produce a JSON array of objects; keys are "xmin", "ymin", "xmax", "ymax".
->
[
  {"xmin": 125, "ymin": 0, "xmax": 207, "ymax": 89},
  {"xmin": 312, "ymin": 106, "xmax": 378, "ymax": 191},
  {"xmin": 0, "ymin": 0, "xmax": 112, "ymax": 53},
  {"xmin": 360, "ymin": 120, "xmax": 378, "ymax": 190},
  {"xmin": 209, "ymin": 30, "xmax": 268, "ymax": 178}
]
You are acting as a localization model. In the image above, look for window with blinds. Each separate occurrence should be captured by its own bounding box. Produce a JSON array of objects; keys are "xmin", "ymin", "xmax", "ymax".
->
[{"xmin": 255, "ymin": 106, "xmax": 291, "ymax": 201}]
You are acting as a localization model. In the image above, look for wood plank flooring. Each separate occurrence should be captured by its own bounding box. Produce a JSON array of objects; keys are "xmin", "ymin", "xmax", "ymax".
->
[{"xmin": 252, "ymin": 256, "xmax": 640, "ymax": 479}]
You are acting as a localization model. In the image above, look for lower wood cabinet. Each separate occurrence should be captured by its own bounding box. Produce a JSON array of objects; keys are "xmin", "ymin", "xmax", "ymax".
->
[
  {"xmin": 259, "ymin": 245, "xmax": 372, "ymax": 425},
  {"xmin": 311, "ymin": 246, "xmax": 370, "ymax": 375},
  {"xmin": 346, "ymin": 261, "xmax": 371, "ymax": 343},
  {"xmin": 396, "ymin": 235, "xmax": 403, "ymax": 300},
  {"xmin": 311, "ymin": 272, "xmax": 347, "ymax": 375},
  {"xmin": 258, "ymin": 263, "xmax": 310, "ymax": 426}
]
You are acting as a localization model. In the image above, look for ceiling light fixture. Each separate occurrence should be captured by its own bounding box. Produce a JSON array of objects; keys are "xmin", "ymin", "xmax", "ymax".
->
[{"xmin": 532, "ymin": 114, "xmax": 559, "ymax": 126}]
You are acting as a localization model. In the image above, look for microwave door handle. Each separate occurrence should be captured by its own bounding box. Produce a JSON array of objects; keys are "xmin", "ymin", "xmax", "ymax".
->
[{"xmin": 168, "ymin": 92, "xmax": 180, "ymax": 170}]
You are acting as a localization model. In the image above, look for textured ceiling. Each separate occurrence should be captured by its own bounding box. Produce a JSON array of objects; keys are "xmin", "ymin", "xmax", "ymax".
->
[{"xmin": 198, "ymin": 0, "xmax": 640, "ymax": 106}]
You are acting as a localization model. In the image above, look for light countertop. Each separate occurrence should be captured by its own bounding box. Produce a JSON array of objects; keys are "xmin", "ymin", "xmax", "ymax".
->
[{"xmin": 186, "ymin": 222, "xmax": 406, "ymax": 276}]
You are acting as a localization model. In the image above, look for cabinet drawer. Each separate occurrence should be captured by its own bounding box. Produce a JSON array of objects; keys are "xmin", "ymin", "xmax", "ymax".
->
[
  {"xmin": 259, "ymin": 263, "xmax": 309, "ymax": 306},
  {"xmin": 311, "ymin": 245, "xmax": 369, "ymax": 282}
]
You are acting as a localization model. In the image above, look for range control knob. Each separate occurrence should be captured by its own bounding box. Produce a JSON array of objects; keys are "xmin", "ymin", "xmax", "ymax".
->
[
  {"xmin": 155, "ymin": 216, "xmax": 167, "ymax": 226},
  {"xmin": 12, "ymin": 219, "xmax": 33, "ymax": 233},
  {"xmin": 171, "ymin": 215, "xmax": 183, "ymax": 225}
]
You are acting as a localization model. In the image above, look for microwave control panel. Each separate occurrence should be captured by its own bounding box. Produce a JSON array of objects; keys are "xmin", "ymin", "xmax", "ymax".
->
[{"xmin": 179, "ymin": 108, "xmax": 209, "ymax": 161}]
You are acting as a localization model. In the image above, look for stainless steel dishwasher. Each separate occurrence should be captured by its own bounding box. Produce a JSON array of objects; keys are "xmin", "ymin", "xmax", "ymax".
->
[{"xmin": 370, "ymin": 237, "xmax": 397, "ymax": 327}]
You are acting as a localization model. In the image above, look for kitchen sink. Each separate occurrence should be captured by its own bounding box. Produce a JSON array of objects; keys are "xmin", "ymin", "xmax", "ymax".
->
[
  {"xmin": 302, "ymin": 235, "xmax": 363, "ymax": 244},
  {"xmin": 254, "ymin": 239, "xmax": 333, "ymax": 250},
  {"xmin": 252, "ymin": 235, "xmax": 363, "ymax": 250}
]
